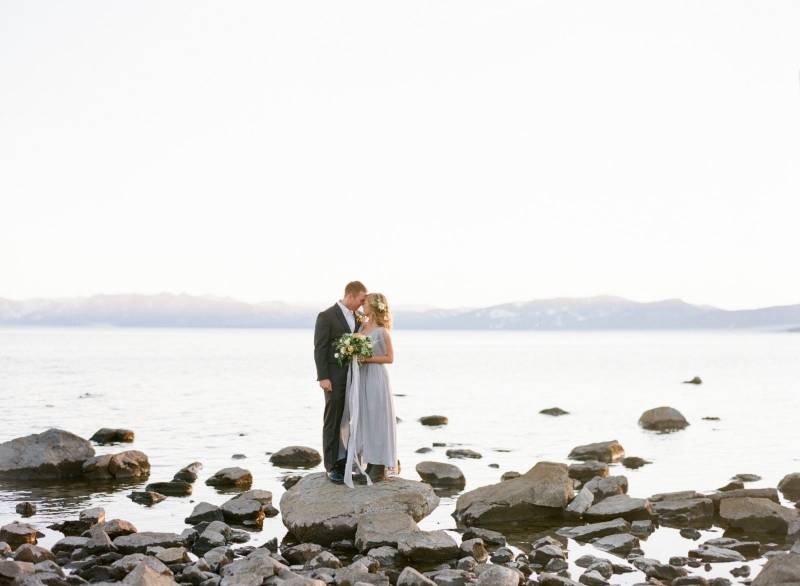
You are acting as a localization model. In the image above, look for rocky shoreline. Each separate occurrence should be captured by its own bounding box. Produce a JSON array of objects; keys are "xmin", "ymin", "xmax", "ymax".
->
[{"xmin": 2, "ymin": 415, "xmax": 800, "ymax": 586}]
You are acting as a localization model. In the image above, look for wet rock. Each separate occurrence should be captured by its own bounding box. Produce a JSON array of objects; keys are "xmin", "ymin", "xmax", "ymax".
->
[
  {"xmin": 415, "ymin": 462, "xmax": 465, "ymax": 488},
  {"xmin": 688, "ymin": 545, "xmax": 745, "ymax": 563},
  {"xmin": 683, "ymin": 377, "xmax": 702, "ymax": 385},
  {"xmin": 568, "ymin": 441, "xmax": 624, "ymax": 463},
  {"xmin": 219, "ymin": 499, "xmax": 264, "ymax": 528},
  {"xmin": 453, "ymin": 461, "xmax": 573, "ymax": 526},
  {"xmin": 750, "ymin": 552, "xmax": 800, "ymax": 585},
  {"xmin": 185, "ymin": 503, "xmax": 224, "ymax": 525},
  {"xmin": 173, "ymin": 462, "xmax": 203, "ymax": 483},
  {"xmin": 651, "ymin": 498, "xmax": 714, "ymax": 527},
  {"xmin": 718, "ymin": 497, "xmax": 798, "ymax": 535},
  {"xmin": 128, "ymin": 492, "xmax": 166, "ymax": 506},
  {"xmin": 90, "ymin": 429, "xmax": 135, "ymax": 444},
  {"xmin": 396, "ymin": 531, "xmax": 458, "ymax": 563},
  {"xmin": 280, "ymin": 472, "xmax": 438, "ymax": 545},
  {"xmin": 501, "ymin": 471, "xmax": 520, "ymax": 481},
  {"xmin": 569, "ymin": 461, "xmax": 609, "ymax": 483},
  {"xmin": 354, "ymin": 512, "xmax": 419, "ymax": 553},
  {"xmin": 418, "ymin": 416, "xmax": 448, "ymax": 426},
  {"xmin": 0, "ymin": 523, "xmax": 44, "ymax": 548},
  {"xmin": 145, "ymin": 481, "xmax": 192, "ymax": 497},
  {"xmin": 734, "ymin": 473, "xmax": 761, "ymax": 482},
  {"xmin": 268, "ymin": 447, "xmax": 322, "ymax": 469},
  {"xmin": 14, "ymin": 503, "xmax": 36, "ymax": 518},
  {"xmin": 584, "ymin": 495, "xmax": 653, "ymax": 522},
  {"xmin": 540, "ymin": 408, "xmax": 569, "ymax": 416},
  {"xmin": 778, "ymin": 473, "xmax": 800, "ymax": 501},
  {"xmin": 475, "ymin": 565, "xmax": 521, "ymax": 585},
  {"xmin": 0, "ymin": 429, "xmax": 95, "ymax": 480},
  {"xmin": 681, "ymin": 528, "xmax": 702, "ymax": 540},
  {"xmin": 396, "ymin": 566, "xmax": 436, "ymax": 585},
  {"xmin": 638, "ymin": 406, "xmax": 689, "ymax": 432},
  {"xmin": 113, "ymin": 533, "xmax": 187, "ymax": 555},
  {"xmin": 445, "ymin": 449, "xmax": 481, "ymax": 460},
  {"xmin": 415, "ymin": 447, "xmax": 433, "ymax": 454},
  {"xmin": 205, "ymin": 468, "xmax": 252, "ymax": 488},
  {"xmin": 621, "ymin": 457, "xmax": 651, "ymax": 469},
  {"xmin": 282, "ymin": 475, "xmax": 302, "ymax": 490},
  {"xmin": 592, "ymin": 534, "xmax": 639, "ymax": 556},
  {"xmin": 557, "ymin": 518, "xmax": 631, "ymax": 541}
]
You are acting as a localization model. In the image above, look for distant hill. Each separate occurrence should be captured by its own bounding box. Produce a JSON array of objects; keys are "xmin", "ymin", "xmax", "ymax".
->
[{"xmin": 0, "ymin": 293, "xmax": 799, "ymax": 331}]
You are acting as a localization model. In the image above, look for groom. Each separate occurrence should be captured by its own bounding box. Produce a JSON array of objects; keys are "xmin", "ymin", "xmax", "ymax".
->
[{"xmin": 314, "ymin": 281, "xmax": 367, "ymax": 483}]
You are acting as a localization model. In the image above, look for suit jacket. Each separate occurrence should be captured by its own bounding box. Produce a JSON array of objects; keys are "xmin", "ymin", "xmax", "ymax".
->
[{"xmin": 314, "ymin": 303, "xmax": 360, "ymax": 382}]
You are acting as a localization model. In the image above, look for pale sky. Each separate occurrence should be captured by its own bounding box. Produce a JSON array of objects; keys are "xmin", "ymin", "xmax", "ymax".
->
[{"xmin": 2, "ymin": 1, "xmax": 799, "ymax": 310}]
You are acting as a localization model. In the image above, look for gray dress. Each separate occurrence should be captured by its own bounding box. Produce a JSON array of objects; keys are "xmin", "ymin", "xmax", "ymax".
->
[{"xmin": 339, "ymin": 327, "xmax": 398, "ymax": 474}]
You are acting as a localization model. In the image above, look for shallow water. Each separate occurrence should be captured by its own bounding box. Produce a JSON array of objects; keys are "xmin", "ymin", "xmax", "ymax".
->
[{"xmin": 1, "ymin": 327, "xmax": 799, "ymax": 581}]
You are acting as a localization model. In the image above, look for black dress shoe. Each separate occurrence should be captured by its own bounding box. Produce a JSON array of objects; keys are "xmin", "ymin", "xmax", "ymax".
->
[{"xmin": 327, "ymin": 470, "xmax": 344, "ymax": 484}]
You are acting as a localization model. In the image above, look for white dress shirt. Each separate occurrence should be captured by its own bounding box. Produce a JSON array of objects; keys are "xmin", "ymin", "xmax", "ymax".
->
[{"xmin": 337, "ymin": 300, "xmax": 355, "ymax": 332}]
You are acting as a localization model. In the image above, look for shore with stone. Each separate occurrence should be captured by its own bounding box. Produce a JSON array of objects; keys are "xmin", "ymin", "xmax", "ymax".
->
[{"xmin": 2, "ymin": 404, "xmax": 800, "ymax": 586}]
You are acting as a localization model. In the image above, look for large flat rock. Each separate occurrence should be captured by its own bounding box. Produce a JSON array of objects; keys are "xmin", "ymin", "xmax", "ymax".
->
[
  {"xmin": 279, "ymin": 472, "xmax": 439, "ymax": 545},
  {"xmin": 718, "ymin": 497, "xmax": 798, "ymax": 535},
  {"xmin": 453, "ymin": 461, "xmax": 573, "ymax": 527},
  {"xmin": 0, "ymin": 429, "xmax": 95, "ymax": 480},
  {"xmin": 751, "ymin": 552, "xmax": 800, "ymax": 586}
]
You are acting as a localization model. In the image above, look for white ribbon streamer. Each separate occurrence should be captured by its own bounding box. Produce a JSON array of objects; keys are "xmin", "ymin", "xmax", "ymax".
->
[{"xmin": 343, "ymin": 357, "xmax": 372, "ymax": 488}]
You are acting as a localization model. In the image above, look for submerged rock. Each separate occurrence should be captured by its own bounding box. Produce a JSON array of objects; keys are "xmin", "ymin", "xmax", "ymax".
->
[
  {"xmin": 683, "ymin": 377, "xmax": 703, "ymax": 385},
  {"xmin": 128, "ymin": 491, "xmax": 166, "ymax": 506},
  {"xmin": 540, "ymin": 407, "xmax": 569, "ymax": 416},
  {"xmin": 418, "ymin": 415, "xmax": 448, "ymax": 426},
  {"xmin": 279, "ymin": 471, "xmax": 439, "ymax": 545},
  {"xmin": 568, "ymin": 441, "xmax": 624, "ymax": 463},
  {"xmin": 453, "ymin": 461, "xmax": 573, "ymax": 526},
  {"xmin": 90, "ymin": 428, "xmax": 135, "ymax": 444},
  {"xmin": 269, "ymin": 446, "xmax": 322, "ymax": 469},
  {"xmin": 638, "ymin": 406, "xmax": 689, "ymax": 432},
  {"xmin": 14, "ymin": 503, "xmax": 36, "ymax": 518},
  {"xmin": 173, "ymin": 462, "xmax": 203, "ymax": 483},
  {"xmin": 445, "ymin": 449, "xmax": 482, "ymax": 460},
  {"xmin": 0, "ymin": 428, "xmax": 95, "ymax": 480},
  {"xmin": 145, "ymin": 481, "xmax": 192, "ymax": 496}
]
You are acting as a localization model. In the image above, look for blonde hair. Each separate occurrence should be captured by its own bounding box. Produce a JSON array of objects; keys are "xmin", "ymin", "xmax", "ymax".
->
[{"xmin": 365, "ymin": 293, "xmax": 392, "ymax": 329}]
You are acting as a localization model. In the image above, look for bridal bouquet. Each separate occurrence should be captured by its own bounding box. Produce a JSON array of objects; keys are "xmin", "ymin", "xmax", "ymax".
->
[{"xmin": 333, "ymin": 332, "xmax": 374, "ymax": 366}]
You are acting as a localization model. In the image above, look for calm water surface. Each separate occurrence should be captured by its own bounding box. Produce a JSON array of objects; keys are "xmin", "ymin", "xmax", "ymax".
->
[{"xmin": 1, "ymin": 328, "xmax": 798, "ymax": 582}]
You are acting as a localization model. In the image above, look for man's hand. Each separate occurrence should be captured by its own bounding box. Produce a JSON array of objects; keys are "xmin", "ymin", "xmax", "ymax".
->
[{"xmin": 319, "ymin": 379, "xmax": 333, "ymax": 392}]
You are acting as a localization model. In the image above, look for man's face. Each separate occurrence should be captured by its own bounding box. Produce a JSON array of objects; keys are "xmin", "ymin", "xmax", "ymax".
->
[{"xmin": 345, "ymin": 291, "xmax": 367, "ymax": 311}]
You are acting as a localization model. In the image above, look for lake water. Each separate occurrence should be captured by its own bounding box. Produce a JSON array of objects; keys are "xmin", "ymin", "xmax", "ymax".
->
[{"xmin": 1, "ymin": 327, "xmax": 799, "ymax": 582}]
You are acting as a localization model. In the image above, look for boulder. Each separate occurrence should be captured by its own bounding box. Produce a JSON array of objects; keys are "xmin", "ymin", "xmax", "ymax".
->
[
  {"xmin": 205, "ymin": 467, "xmax": 252, "ymax": 488},
  {"xmin": 83, "ymin": 451, "xmax": 150, "ymax": 480},
  {"xmin": 419, "ymin": 416, "xmax": 448, "ymax": 426},
  {"xmin": 475, "ymin": 565, "xmax": 522, "ymax": 585},
  {"xmin": 453, "ymin": 461, "xmax": 573, "ymax": 527},
  {"xmin": 0, "ymin": 523, "xmax": 44, "ymax": 548},
  {"xmin": 751, "ymin": 552, "xmax": 800, "ymax": 586},
  {"xmin": 173, "ymin": 462, "xmax": 203, "ymax": 483},
  {"xmin": 145, "ymin": 481, "xmax": 192, "ymax": 496},
  {"xmin": 638, "ymin": 406, "xmax": 689, "ymax": 432},
  {"xmin": 397, "ymin": 567, "xmax": 436, "ymax": 586},
  {"xmin": 220, "ymin": 498, "xmax": 264, "ymax": 527},
  {"xmin": 621, "ymin": 457, "xmax": 651, "ymax": 469},
  {"xmin": 584, "ymin": 495, "xmax": 652, "ymax": 522},
  {"xmin": 268, "ymin": 447, "xmax": 322, "ymax": 469},
  {"xmin": 651, "ymin": 498, "xmax": 714, "ymax": 527},
  {"xmin": 396, "ymin": 530, "xmax": 458, "ymax": 563},
  {"xmin": 778, "ymin": 473, "xmax": 800, "ymax": 502},
  {"xmin": 718, "ymin": 497, "xmax": 798, "ymax": 535},
  {"xmin": 279, "ymin": 472, "xmax": 438, "ymax": 545},
  {"xmin": 568, "ymin": 441, "xmax": 624, "ymax": 463},
  {"xmin": 90, "ymin": 429, "xmax": 135, "ymax": 444},
  {"xmin": 710, "ymin": 488, "xmax": 780, "ymax": 512},
  {"xmin": 185, "ymin": 503, "xmax": 223, "ymax": 525},
  {"xmin": 568, "ymin": 461, "xmax": 608, "ymax": 482},
  {"xmin": 354, "ymin": 512, "xmax": 419, "ymax": 552},
  {"xmin": 113, "ymin": 533, "xmax": 187, "ymax": 554},
  {"xmin": 415, "ymin": 462, "xmax": 465, "ymax": 488},
  {"xmin": 15, "ymin": 503, "xmax": 36, "ymax": 518},
  {"xmin": 0, "ymin": 429, "xmax": 95, "ymax": 480},
  {"xmin": 12, "ymin": 545, "xmax": 54, "ymax": 564}
]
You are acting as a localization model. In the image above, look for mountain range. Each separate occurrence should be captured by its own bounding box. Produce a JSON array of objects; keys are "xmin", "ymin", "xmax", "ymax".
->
[{"xmin": 0, "ymin": 293, "xmax": 799, "ymax": 330}]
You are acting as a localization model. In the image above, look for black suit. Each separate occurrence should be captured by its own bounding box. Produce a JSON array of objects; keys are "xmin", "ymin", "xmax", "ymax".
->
[{"xmin": 314, "ymin": 303, "xmax": 360, "ymax": 472}]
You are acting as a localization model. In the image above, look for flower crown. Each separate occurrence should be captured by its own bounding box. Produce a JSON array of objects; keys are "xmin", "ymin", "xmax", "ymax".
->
[{"xmin": 370, "ymin": 297, "xmax": 388, "ymax": 314}]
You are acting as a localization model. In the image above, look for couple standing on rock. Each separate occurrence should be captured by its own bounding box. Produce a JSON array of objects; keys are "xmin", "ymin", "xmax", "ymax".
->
[{"xmin": 313, "ymin": 281, "xmax": 399, "ymax": 487}]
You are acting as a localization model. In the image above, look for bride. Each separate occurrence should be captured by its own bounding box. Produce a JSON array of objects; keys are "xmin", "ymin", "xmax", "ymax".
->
[{"xmin": 339, "ymin": 292, "xmax": 399, "ymax": 486}]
